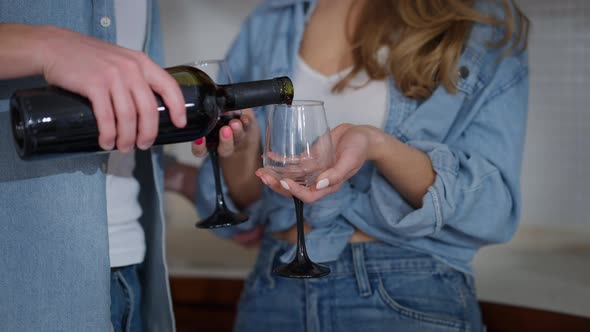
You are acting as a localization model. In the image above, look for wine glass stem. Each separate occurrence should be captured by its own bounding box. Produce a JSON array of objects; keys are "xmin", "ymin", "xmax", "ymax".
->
[
  {"xmin": 293, "ymin": 197, "xmax": 309, "ymax": 264},
  {"xmin": 209, "ymin": 150, "xmax": 226, "ymax": 209}
]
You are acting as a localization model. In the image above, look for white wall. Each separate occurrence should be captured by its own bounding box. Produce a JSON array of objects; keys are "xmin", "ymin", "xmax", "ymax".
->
[
  {"xmin": 518, "ymin": 0, "xmax": 590, "ymax": 228},
  {"xmin": 160, "ymin": 0, "xmax": 590, "ymax": 228},
  {"xmin": 160, "ymin": 0, "xmax": 261, "ymax": 65}
]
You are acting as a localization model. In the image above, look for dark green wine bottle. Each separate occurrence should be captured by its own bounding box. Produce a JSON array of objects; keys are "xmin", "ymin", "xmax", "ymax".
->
[{"xmin": 10, "ymin": 65, "xmax": 293, "ymax": 159}]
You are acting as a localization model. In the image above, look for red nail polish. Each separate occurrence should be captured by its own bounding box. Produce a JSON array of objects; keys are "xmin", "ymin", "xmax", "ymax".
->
[
  {"xmin": 222, "ymin": 127, "xmax": 232, "ymax": 139},
  {"xmin": 194, "ymin": 138, "xmax": 204, "ymax": 145}
]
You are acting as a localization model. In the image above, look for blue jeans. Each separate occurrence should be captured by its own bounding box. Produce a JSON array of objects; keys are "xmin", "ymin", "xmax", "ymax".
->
[
  {"xmin": 110, "ymin": 265, "xmax": 142, "ymax": 332},
  {"xmin": 235, "ymin": 237, "xmax": 483, "ymax": 332}
]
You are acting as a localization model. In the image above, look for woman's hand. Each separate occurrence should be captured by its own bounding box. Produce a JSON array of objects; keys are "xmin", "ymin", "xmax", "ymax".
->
[
  {"xmin": 191, "ymin": 109, "xmax": 259, "ymax": 158},
  {"xmin": 230, "ymin": 225, "xmax": 264, "ymax": 248},
  {"xmin": 192, "ymin": 108, "xmax": 264, "ymax": 209},
  {"xmin": 255, "ymin": 124, "xmax": 382, "ymax": 204}
]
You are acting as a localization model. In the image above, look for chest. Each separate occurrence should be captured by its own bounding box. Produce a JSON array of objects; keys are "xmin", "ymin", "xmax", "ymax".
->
[{"xmin": 247, "ymin": 7, "xmax": 486, "ymax": 146}]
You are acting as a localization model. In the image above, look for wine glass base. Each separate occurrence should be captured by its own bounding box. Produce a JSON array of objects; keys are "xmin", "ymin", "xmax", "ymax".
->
[
  {"xmin": 273, "ymin": 260, "xmax": 331, "ymax": 279},
  {"xmin": 195, "ymin": 208, "xmax": 249, "ymax": 229}
]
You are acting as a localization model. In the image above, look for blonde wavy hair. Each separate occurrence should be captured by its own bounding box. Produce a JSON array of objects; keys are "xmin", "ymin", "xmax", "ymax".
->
[{"xmin": 335, "ymin": 0, "xmax": 530, "ymax": 99}]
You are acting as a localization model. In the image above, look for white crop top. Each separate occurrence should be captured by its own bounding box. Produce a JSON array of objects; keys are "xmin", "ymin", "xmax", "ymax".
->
[{"xmin": 293, "ymin": 55, "xmax": 388, "ymax": 130}]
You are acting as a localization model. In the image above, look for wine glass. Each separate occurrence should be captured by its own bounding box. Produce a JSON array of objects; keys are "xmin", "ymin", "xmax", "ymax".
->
[
  {"xmin": 263, "ymin": 100, "xmax": 334, "ymax": 278},
  {"xmin": 191, "ymin": 60, "xmax": 249, "ymax": 229}
]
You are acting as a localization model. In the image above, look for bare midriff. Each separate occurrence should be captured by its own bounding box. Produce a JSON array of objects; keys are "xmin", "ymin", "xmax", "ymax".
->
[{"xmin": 272, "ymin": 222, "xmax": 376, "ymax": 244}]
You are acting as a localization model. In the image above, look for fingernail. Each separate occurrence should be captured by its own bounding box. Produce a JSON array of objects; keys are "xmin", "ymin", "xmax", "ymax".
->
[
  {"xmin": 221, "ymin": 127, "xmax": 232, "ymax": 139},
  {"xmin": 230, "ymin": 122, "xmax": 240, "ymax": 130},
  {"xmin": 280, "ymin": 180, "xmax": 290, "ymax": 191},
  {"xmin": 316, "ymin": 178, "xmax": 330, "ymax": 190},
  {"xmin": 138, "ymin": 140, "xmax": 154, "ymax": 150},
  {"xmin": 102, "ymin": 142, "xmax": 115, "ymax": 151},
  {"xmin": 194, "ymin": 138, "xmax": 204, "ymax": 145}
]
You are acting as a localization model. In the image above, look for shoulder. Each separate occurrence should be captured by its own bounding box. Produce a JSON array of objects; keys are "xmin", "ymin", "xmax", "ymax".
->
[
  {"xmin": 457, "ymin": 0, "xmax": 529, "ymax": 96},
  {"xmin": 239, "ymin": 0, "xmax": 301, "ymax": 32}
]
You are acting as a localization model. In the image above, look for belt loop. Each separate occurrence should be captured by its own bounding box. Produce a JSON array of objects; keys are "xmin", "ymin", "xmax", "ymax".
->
[{"xmin": 352, "ymin": 243, "xmax": 371, "ymax": 297}]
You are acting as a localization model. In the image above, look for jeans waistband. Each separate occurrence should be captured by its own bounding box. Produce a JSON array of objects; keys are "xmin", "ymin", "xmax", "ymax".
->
[{"xmin": 257, "ymin": 236, "xmax": 454, "ymax": 283}]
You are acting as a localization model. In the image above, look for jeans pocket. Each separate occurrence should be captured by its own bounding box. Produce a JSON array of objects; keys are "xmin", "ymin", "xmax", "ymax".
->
[{"xmin": 374, "ymin": 271, "xmax": 470, "ymax": 332}]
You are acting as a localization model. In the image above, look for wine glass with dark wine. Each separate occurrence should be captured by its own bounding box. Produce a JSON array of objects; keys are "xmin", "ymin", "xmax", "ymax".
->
[
  {"xmin": 263, "ymin": 100, "xmax": 334, "ymax": 278},
  {"xmin": 192, "ymin": 60, "xmax": 249, "ymax": 229}
]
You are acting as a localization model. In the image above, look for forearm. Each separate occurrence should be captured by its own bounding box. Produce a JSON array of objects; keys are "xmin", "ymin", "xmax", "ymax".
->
[
  {"xmin": 220, "ymin": 144, "xmax": 263, "ymax": 209},
  {"xmin": 365, "ymin": 126, "xmax": 436, "ymax": 208},
  {"xmin": 0, "ymin": 23, "xmax": 52, "ymax": 79}
]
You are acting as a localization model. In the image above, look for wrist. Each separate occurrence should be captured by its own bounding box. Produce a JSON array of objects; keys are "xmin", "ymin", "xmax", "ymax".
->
[
  {"xmin": 220, "ymin": 142, "xmax": 262, "ymax": 166},
  {"xmin": 357, "ymin": 125, "xmax": 386, "ymax": 162},
  {"xmin": 34, "ymin": 25, "xmax": 78, "ymax": 79},
  {"xmin": 27, "ymin": 25, "xmax": 61, "ymax": 76}
]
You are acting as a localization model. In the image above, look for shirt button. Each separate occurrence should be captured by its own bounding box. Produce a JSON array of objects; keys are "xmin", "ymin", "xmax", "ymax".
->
[
  {"xmin": 101, "ymin": 162, "xmax": 107, "ymax": 173},
  {"xmin": 459, "ymin": 66, "xmax": 470, "ymax": 80},
  {"xmin": 100, "ymin": 16, "xmax": 111, "ymax": 28}
]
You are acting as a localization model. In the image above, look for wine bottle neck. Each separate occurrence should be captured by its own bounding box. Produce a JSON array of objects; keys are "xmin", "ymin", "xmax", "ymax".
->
[{"xmin": 218, "ymin": 77, "xmax": 293, "ymax": 111}]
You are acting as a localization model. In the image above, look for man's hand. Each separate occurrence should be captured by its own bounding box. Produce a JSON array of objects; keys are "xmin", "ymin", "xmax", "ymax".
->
[
  {"xmin": 0, "ymin": 24, "xmax": 186, "ymax": 152},
  {"xmin": 42, "ymin": 26, "xmax": 186, "ymax": 151}
]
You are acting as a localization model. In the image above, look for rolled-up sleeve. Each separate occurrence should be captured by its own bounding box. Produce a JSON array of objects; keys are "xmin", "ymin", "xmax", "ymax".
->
[{"xmin": 341, "ymin": 65, "xmax": 529, "ymax": 247}]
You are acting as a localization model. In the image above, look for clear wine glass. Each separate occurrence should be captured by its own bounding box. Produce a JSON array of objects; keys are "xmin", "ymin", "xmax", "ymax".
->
[
  {"xmin": 263, "ymin": 100, "xmax": 334, "ymax": 278},
  {"xmin": 191, "ymin": 60, "xmax": 249, "ymax": 229}
]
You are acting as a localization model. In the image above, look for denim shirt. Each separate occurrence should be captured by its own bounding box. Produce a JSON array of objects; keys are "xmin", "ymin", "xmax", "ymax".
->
[
  {"xmin": 0, "ymin": 1, "xmax": 174, "ymax": 331},
  {"xmin": 196, "ymin": 0, "xmax": 529, "ymax": 275}
]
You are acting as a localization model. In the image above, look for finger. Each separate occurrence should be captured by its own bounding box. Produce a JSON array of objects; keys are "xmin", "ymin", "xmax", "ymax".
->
[
  {"xmin": 283, "ymin": 178, "xmax": 344, "ymax": 204},
  {"xmin": 110, "ymin": 80, "xmax": 137, "ymax": 153},
  {"xmin": 240, "ymin": 115, "xmax": 251, "ymax": 131},
  {"xmin": 87, "ymin": 90, "xmax": 116, "ymax": 150},
  {"xmin": 280, "ymin": 179, "xmax": 318, "ymax": 204},
  {"xmin": 240, "ymin": 108, "xmax": 255, "ymax": 130},
  {"xmin": 312, "ymin": 150, "xmax": 360, "ymax": 191},
  {"xmin": 217, "ymin": 126, "xmax": 235, "ymax": 157},
  {"xmin": 255, "ymin": 168, "xmax": 291, "ymax": 198},
  {"xmin": 228, "ymin": 119, "xmax": 245, "ymax": 144},
  {"xmin": 140, "ymin": 53, "xmax": 186, "ymax": 128},
  {"xmin": 191, "ymin": 137, "xmax": 208, "ymax": 157},
  {"xmin": 132, "ymin": 79, "xmax": 159, "ymax": 150}
]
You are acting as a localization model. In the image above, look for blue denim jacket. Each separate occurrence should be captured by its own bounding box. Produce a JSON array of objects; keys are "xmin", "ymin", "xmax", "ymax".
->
[
  {"xmin": 0, "ymin": 1, "xmax": 174, "ymax": 331},
  {"xmin": 196, "ymin": 0, "xmax": 529, "ymax": 275}
]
